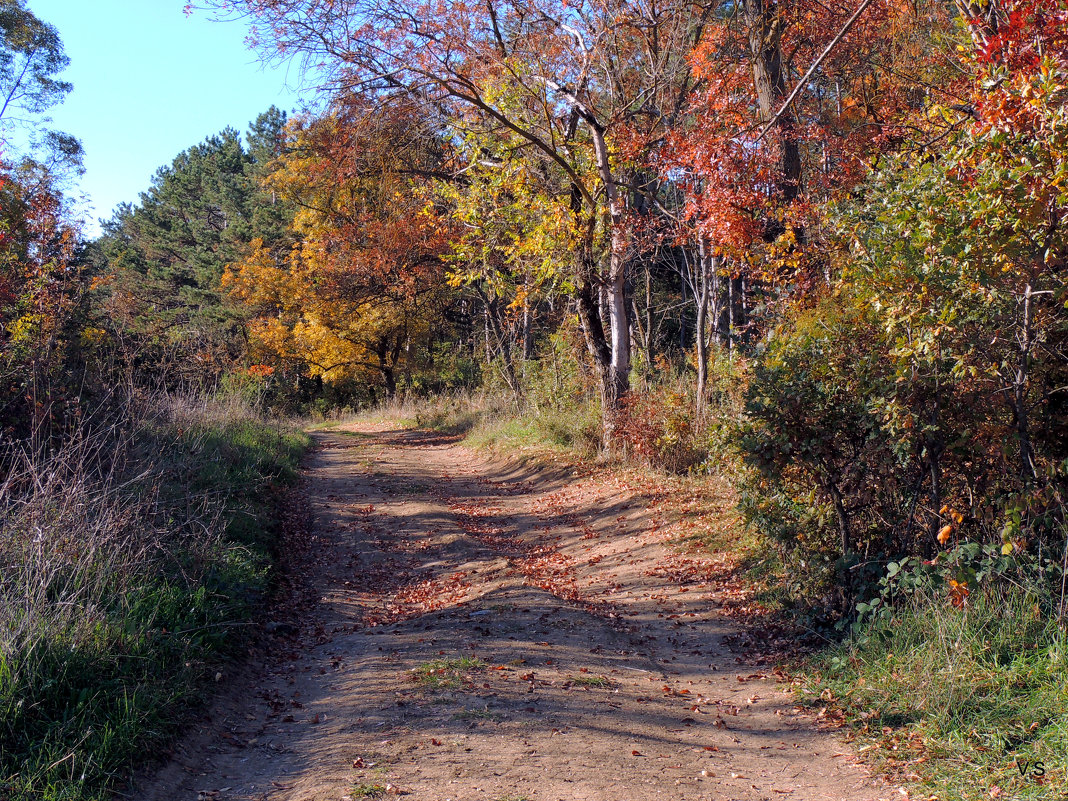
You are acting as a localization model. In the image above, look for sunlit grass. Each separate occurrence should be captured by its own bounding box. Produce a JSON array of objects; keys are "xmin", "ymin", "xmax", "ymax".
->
[
  {"xmin": 0, "ymin": 393, "xmax": 310, "ymax": 801},
  {"xmin": 800, "ymin": 588, "xmax": 1068, "ymax": 801},
  {"xmin": 410, "ymin": 656, "xmax": 487, "ymax": 690}
]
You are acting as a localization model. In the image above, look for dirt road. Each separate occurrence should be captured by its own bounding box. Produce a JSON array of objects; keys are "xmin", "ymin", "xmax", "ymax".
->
[{"xmin": 136, "ymin": 424, "xmax": 890, "ymax": 801}]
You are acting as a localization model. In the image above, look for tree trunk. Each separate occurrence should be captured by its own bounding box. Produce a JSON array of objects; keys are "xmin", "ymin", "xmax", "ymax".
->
[
  {"xmin": 644, "ymin": 263, "xmax": 653, "ymax": 369},
  {"xmin": 587, "ymin": 118, "xmax": 631, "ymax": 448},
  {"xmin": 631, "ymin": 290, "xmax": 650, "ymax": 387},
  {"xmin": 521, "ymin": 291, "xmax": 534, "ymax": 361},
  {"xmin": 606, "ymin": 237, "xmax": 630, "ymax": 416},
  {"xmin": 728, "ymin": 274, "xmax": 745, "ymax": 351},
  {"xmin": 576, "ymin": 273, "xmax": 613, "ymax": 420},
  {"xmin": 714, "ymin": 265, "xmax": 729, "ymax": 350},
  {"xmin": 1014, "ymin": 281, "xmax": 1037, "ymax": 481},
  {"xmin": 695, "ymin": 239, "xmax": 712, "ymax": 417},
  {"xmin": 475, "ymin": 283, "xmax": 521, "ymax": 397},
  {"xmin": 375, "ymin": 336, "xmax": 400, "ymax": 398},
  {"xmin": 743, "ymin": 0, "xmax": 802, "ymax": 205}
]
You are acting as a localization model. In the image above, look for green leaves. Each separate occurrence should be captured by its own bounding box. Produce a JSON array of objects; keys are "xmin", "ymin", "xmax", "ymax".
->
[
  {"xmin": 97, "ymin": 110, "xmax": 295, "ymax": 379},
  {"xmin": 0, "ymin": 0, "xmax": 71, "ymax": 124}
]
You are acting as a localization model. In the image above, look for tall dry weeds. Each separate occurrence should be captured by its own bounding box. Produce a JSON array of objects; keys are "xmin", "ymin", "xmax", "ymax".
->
[
  {"xmin": 0, "ymin": 389, "xmax": 306, "ymax": 799},
  {"xmin": 0, "ymin": 423, "xmax": 156, "ymax": 663}
]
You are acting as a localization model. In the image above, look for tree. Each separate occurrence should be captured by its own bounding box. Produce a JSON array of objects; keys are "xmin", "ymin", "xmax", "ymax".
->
[
  {"xmin": 735, "ymin": 0, "xmax": 1068, "ymax": 604},
  {"xmin": 198, "ymin": 0, "xmax": 712, "ymax": 445},
  {"xmin": 666, "ymin": 0, "xmax": 961, "ymax": 333},
  {"xmin": 98, "ymin": 109, "xmax": 293, "ymax": 380},
  {"xmin": 436, "ymin": 126, "xmax": 580, "ymax": 397},
  {"xmin": 0, "ymin": 156, "xmax": 83, "ymax": 433},
  {"xmin": 224, "ymin": 103, "xmax": 454, "ymax": 399},
  {"xmin": 0, "ymin": 0, "xmax": 70, "ymax": 129}
]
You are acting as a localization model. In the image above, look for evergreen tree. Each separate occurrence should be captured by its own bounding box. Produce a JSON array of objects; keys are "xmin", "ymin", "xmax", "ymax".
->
[{"xmin": 98, "ymin": 108, "xmax": 294, "ymax": 380}]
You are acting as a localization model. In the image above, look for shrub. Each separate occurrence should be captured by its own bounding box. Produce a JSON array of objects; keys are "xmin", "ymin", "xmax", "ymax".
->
[{"xmin": 617, "ymin": 385, "xmax": 705, "ymax": 473}]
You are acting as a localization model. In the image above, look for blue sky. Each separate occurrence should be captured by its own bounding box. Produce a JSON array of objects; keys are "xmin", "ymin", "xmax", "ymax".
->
[{"xmin": 25, "ymin": 0, "xmax": 307, "ymax": 235}]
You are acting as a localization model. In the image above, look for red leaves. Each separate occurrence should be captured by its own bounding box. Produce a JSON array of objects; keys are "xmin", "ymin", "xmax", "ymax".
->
[
  {"xmin": 364, "ymin": 570, "xmax": 471, "ymax": 627},
  {"xmin": 446, "ymin": 499, "xmax": 523, "ymax": 549},
  {"xmin": 644, "ymin": 554, "xmax": 716, "ymax": 588},
  {"xmin": 965, "ymin": 1, "xmax": 1068, "ymax": 137}
]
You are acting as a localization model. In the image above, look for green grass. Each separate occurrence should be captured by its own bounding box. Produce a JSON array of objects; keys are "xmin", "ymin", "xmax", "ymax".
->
[
  {"xmin": 410, "ymin": 656, "xmax": 487, "ymax": 689},
  {"xmin": 799, "ymin": 588, "xmax": 1068, "ymax": 800},
  {"xmin": 461, "ymin": 405, "xmax": 602, "ymax": 457},
  {"xmin": 0, "ymin": 394, "xmax": 310, "ymax": 801},
  {"xmin": 350, "ymin": 783, "xmax": 386, "ymax": 799},
  {"xmin": 570, "ymin": 674, "xmax": 612, "ymax": 688}
]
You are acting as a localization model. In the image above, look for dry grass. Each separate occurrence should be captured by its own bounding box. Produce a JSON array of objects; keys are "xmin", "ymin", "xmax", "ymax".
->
[{"xmin": 0, "ymin": 391, "xmax": 309, "ymax": 800}]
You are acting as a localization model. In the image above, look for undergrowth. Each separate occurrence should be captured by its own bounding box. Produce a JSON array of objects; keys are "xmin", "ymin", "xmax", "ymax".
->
[
  {"xmin": 410, "ymin": 656, "xmax": 487, "ymax": 690},
  {"xmin": 369, "ymin": 390, "xmax": 605, "ymax": 458},
  {"xmin": 800, "ymin": 588, "xmax": 1068, "ymax": 801},
  {"xmin": 0, "ymin": 392, "xmax": 310, "ymax": 801}
]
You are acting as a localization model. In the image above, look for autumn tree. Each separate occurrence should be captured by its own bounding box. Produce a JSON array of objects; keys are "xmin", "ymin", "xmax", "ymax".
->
[
  {"xmin": 0, "ymin": 2, "xmax": 89, "ymax": 434},
  {"xmin": 224, "ymin": 101, "xmax": 454, "ymax": 400},
  {"xmin": 666, "ymin": 0, "xmax": 962, "ymax": 339},
  {"xmin": 0, "ymin": 155, "xmax": 85, "ymax": 434},
  {"xmin": 198, "ymin": 0, "xmax": 716, "ymax": 444},
  {"xmin": 736, "ymin": 0, "xmax": 1068, "ymax": 604},
  {"xmin": 436, "ymin": 125, "xmax": 581, "ymax": 397}
]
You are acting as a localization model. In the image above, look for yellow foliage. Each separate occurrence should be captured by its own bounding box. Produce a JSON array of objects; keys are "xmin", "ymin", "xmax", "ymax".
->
[
  {"xmin": 936, "ymin": 524, "xmax": 954, "ymax": 545},
  {"xmin": 223, "ymin": 113, "xmax": 451, "ymax": 391}
]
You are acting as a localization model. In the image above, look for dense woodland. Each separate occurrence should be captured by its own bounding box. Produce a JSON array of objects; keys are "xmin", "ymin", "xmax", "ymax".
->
[{"xmin": 1, "ymin": 0, "xmax": 1067, "ymax": 798}]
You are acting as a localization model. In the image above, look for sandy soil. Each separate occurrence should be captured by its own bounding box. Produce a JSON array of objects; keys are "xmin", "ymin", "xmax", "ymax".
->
[{"xmin": 133, "ymin": 423, "xmax": 892, "ymax": 801}]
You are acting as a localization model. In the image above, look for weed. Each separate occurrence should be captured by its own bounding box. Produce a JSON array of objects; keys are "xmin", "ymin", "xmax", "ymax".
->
[
  {"xmin": 410, "ymin": 656, "xmax": 487, "ymax": 689},
  {"xmin": 570, "ymin": 674, "xmax": 612, "ymax": 688},
  {"xmin": 801, "ymin": 587, "xmax": 1068, "ymax": 801},
  {"xmin": 0, "ymin": 392, "xmax": 309, "ymax": 801},
  {"xmin": 452, "ymin": 705, "xmax": 499, "ymax": 721},
  {"xmin": 350, "ymin": 783, "xmax": 386, "ymax": 799}
]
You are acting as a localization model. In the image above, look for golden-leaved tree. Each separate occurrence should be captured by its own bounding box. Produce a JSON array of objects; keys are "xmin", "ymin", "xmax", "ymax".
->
[{"xmin": 224, "ymin": 101, "xmax": 454, "ymax": 399}]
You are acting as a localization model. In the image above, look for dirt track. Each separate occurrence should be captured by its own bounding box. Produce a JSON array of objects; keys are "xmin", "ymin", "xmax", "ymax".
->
[{"xmin": 135, "ymin": 424, "xmax": 891, "ymax": 801}]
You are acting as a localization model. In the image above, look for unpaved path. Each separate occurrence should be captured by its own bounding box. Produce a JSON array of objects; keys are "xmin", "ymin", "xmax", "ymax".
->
[{"xmin": 137, "ymin": 424, "xmax": 890, "ymax": 801}]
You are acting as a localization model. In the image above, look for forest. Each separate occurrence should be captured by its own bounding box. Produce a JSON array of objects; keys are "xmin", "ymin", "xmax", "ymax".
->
[{"xmin": 1, "ymin": 0, "xmax": 1066, "ymax": 799}]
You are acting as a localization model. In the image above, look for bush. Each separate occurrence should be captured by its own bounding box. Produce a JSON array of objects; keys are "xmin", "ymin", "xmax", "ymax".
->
[
  {"xmin": 617, "ymin": 385, "xmax": 705, "ymax": 473},
  {"xmin": 735, "ymin": 299, "xmax": 903, "ymax": 606}
]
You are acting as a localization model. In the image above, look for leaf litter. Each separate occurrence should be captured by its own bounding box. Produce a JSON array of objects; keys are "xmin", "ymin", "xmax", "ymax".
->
[{"xmin": 135, "ymin": 424, "xmax": 895, "ymax": 801}]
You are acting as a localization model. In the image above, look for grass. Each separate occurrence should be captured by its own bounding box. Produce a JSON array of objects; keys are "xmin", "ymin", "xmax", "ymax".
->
[
  {"xmin": 410, "ymin": 656, "xmax": 487, "ymax": 690},
  {"xmin": 350, "ymin": 783, "xmax": 386, "ymax": 799},
  {"xmin": 799, "ymin": 587, "xmax": 1068, "ymax": 800},
  {"xmin": 0, "ymin": 392, "xmax": 310, "ymax": 801},
  {"xmin": 356, "ymin": 390, "xmax": 603, "ymax": 458},
  {"xmin": 452, "ymin": 704, "xmax": 499, "ymax": 720},
  {"xmin": 570, "ymin": 674, "xmax": 612, "ymax": 688}
]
